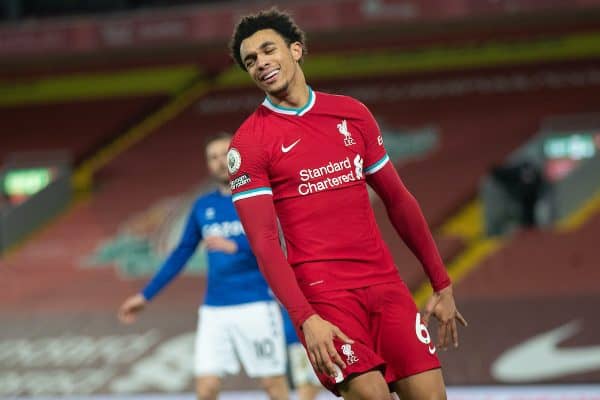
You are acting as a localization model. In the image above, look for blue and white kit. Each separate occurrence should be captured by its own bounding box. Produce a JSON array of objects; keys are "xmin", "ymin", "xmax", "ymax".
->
[{"xmin": 142, "ymin": 189, "xmax": 286, "ymax": 378}]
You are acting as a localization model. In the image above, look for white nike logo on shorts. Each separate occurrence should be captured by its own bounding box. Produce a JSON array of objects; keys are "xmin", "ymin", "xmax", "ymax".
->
[{"xmin": 281, "ymin": 139, "xmax": 301, "ymax": 153}]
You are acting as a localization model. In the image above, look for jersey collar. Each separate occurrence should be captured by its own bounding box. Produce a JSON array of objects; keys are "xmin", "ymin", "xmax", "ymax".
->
[{"xmin": 261, "ymin": 86, "xmax": 315, "ymax": 116}]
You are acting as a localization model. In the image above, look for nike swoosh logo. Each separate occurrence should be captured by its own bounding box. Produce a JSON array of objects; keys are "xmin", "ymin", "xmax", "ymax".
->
[
  {"xmin": 492, "ymin": 320, "xmax": 600, "ymax": 382},
  {"xmin": 281, "ymin": 139, "xmax": 301, "ymax": 153}
]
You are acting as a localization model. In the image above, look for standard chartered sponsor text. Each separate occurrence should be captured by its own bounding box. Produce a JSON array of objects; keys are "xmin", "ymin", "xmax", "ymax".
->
[{"xmin": 298, "ymin": 156, "xmax": 359, "ymax": 195}]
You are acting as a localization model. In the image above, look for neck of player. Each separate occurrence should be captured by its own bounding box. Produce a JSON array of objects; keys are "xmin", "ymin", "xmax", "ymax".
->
[
  {"xmin": 218, "ymin": 183, "xmax": 231, "ymax": 195},
  {"xmin": 266, "ymin": 68, "xmax": 309, "ymax": 109}
]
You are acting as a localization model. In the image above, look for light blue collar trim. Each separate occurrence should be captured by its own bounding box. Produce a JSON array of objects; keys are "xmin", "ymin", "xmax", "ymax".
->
[{"xmin": 262, "ymin": 87, "xmax": 315, "ymax": 116}]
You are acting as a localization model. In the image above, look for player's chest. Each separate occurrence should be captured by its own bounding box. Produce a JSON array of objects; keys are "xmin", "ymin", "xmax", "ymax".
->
[
  {"xmin": 267, "ymin": 117, "xmax": 367, "ymax": 192},
  {"xmin": 197, "ymin": 202, "xmax": 243, "ymax": 238}
]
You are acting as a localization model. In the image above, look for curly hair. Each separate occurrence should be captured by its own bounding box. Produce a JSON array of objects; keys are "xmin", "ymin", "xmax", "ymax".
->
[{"xmin": 229, "ymin": 8, "xmax": 307, "ymax": 70}]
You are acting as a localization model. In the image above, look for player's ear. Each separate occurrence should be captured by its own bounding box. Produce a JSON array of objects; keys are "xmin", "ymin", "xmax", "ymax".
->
[{"xmin": 290, "ymin": 42, "xmax": 303, "ymax": 62}]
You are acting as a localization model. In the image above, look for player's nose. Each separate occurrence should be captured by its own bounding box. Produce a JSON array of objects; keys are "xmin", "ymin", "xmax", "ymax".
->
[{"xmin": 256, "ymin": 55, "xmax": 270, "ymax": 70}]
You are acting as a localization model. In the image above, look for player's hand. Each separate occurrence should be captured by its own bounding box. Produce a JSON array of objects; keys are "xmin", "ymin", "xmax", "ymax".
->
[
  {"xmin": 301, "ymin": 314, "xmax": 354, "ymax": 378},
  {"xmin": 118, "ymin": 294, "xmax": 147, "ymax": 324},
  {"xmin": 422, "ymin": 285, "xmax": 467, "ymax": 350},
  {"xmin": 203, "ymin": 236, "xmax": 238, "ymax": 254}
]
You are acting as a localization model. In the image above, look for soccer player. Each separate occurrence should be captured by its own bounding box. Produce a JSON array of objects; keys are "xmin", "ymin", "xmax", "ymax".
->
[
  {"xmin": 227, "ymin": 9, "xmax": 467, "ymax": 400},
  {"xmin": 118, "ymin": 133, "xmax": 290, "ymax": 400}
]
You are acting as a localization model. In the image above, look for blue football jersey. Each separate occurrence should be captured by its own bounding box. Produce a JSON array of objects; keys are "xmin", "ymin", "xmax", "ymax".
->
[{"xmin": 142, "ymin": 189, "xmax": 273, "ymax": 306}]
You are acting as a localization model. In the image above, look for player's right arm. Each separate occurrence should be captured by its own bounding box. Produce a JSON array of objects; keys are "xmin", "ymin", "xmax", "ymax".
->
[
  {"xmin": 118, "ymin": 203, "xmax": 202, "ymax": 324},
  {"xmin": 229, "ymin": 130, "xmax": 353, "ymax": 377}
]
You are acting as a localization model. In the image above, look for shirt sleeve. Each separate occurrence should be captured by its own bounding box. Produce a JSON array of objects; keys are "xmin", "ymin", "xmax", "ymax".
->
[
  {"xmin": 233, "ymin": 195, "xmax": 317, "ymax": 329},
  {"xmin": 229, "ymin": 129, "xmax": 316, "ymax": 328},
  {"xmin": 228, "ymin": 129, "xmax": 273, "ymax": 202},
  {"xmin": 141, "ymin": 203, "xmax": 202, "ymax": 301},
  {"xmin": 367, "ymin": 163, "xmax": 451, "ymax": 292},
  {"xmin": 357, "ymin": 101, "xmax": 390, "ymax": 176}
]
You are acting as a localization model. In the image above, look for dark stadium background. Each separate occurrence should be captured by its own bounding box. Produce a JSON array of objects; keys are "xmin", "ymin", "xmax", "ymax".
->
[{"xmin": 1, "ymin": 1, "xmax": 600, "ymax": 398}]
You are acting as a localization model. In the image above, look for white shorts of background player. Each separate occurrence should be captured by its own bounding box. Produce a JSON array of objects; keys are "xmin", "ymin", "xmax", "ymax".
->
[
  {"xmin": 288, "ymin": 342, "xmax": 321, "ymax": 387},
  {"xmin": 195, "ymin": 301, "xmax": 287, "ymax": 378}
]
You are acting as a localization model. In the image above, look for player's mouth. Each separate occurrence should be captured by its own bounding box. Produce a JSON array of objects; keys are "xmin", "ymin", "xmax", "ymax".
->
[{"xmin": 260, "ymin": 69, "xmax": 280, "ymax": 84}]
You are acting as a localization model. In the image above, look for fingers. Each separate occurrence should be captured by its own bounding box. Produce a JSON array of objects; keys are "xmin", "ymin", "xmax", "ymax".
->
[
  {"xmin": 117, "ymin": 296, "xmax": 145, "ymax": 324},
  {"xmin": 444, "ymin": 321, "xmax": 453, "ymax": 350},
  {"xmin": 308, "ymin": 349, "xmax": 318, "ymax": 373},
  {"xmin": 436, "ymin": 312, "xmax": 466, "ymax": 350},
  {"xmin": 422, "ymin": 295, "xmax": 438, "ymax": 326},
  {"xmin": 333, "ymin": 326, "xmax": 354, "ymax": 344},
  {"xmin": 326, "ymin": 340, "xmax": 346, "ymax": 372},
  {"xmin": 437, "ymin": 314, "xmax": 458, "ymax": 350},
  {"xmin": 308, "ymin": 336, "xmax": 347, "ymax": 377},
  {"xmin": 451, "ymin": 318, "xmax": 459, "ymax": 348},
  {"xmin": 204, "ymin": 237, "xmax": 236, "ymax": 253},
  {"xmin": 313, "ymin": 346, "xmax": 326, "ymax": 375},
  {"xmin": 321, "ymin": 342, "xmax": 346, "ymax": 377},
  {"xmin": 437, "ymin": 320, "xmax": 448, "ymax": 350},
  {"xmin": 303, "ymin": 318, "xmax": 352, "ymax": 378},
  {"xmin": 456, "ymin": 311, "xmax": 468, "ymax": 327},
  {"xmin": 311, "ymin": 343, "xmax": 343, "ymax": 377},
  {"xmin": 118, "ymin": 306, "xmax": 135, "ymax": 324},
  {"xmin": 203, "ymin": 237, "xmax": 219, "ymax": 249}
]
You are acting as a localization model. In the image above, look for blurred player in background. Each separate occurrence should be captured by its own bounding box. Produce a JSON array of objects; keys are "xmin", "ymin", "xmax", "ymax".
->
[
  {"xmin": 118, "ymin": 133, "xmax": 290, "ymax": 400},
  {"xmin": 228, "ymin": 9, "xmax": 467, "ymax": 400}
]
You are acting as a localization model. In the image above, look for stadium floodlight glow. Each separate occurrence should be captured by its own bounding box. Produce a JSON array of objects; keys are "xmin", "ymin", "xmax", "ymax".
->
[
  {"xmin": 543, "ymin": 133, "xmax": 597, "ymax": 160},
  {"xmin": 2, "ymin": 167, "xmax": 53, "ymax": 196}
]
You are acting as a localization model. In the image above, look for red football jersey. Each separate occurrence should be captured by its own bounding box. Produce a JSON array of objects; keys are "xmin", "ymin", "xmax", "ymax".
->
[{"xmin": 229, "ymin": 88, "xmax": 400, "ymax": 297}]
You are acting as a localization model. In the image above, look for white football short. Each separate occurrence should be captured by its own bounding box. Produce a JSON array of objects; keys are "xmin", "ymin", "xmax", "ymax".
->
[
  {"xmin": 194, "ymin": 301, "xmax": 287, "ymax": 378},
  {"xmin": 288, "ymin": 342, "xmax": 320, "ymax": 387}
]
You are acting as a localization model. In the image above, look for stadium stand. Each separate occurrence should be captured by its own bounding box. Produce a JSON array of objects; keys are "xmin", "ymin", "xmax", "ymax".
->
[
  {"xmin": 2, "ymin": 0, "xmax": 600, "ymax": 396},
  {"xmin": 458, "ymin": 212, "xmax": 600, "ymax": 300},
  {"xmin": 0, "ymin": 95, "xmax": 168, "ymax": 165}
]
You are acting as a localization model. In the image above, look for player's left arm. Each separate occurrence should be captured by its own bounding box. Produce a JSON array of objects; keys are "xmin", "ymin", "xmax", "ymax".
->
[
  {"xmin": 118, "ymin": 203, "xmax": 202, "ymax": 324},
  {"xmin": 358, "ymin": 102, "xmax": 467, "ymax": 348},
  {"xmin": 367, "ymin": 163, "xmax": 467, "ymax": 349}
]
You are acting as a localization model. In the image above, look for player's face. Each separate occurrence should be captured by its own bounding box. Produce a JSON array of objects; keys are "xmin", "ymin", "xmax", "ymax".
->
[
  {"xmin": 240, "ymin": 29, "xmax": 303, "ymax": 96},
  {"xmin": 206, "ymin": 138, "xmax": 230, "ymax": 185}
]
